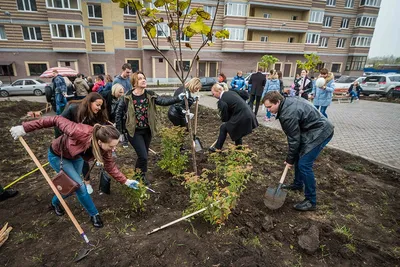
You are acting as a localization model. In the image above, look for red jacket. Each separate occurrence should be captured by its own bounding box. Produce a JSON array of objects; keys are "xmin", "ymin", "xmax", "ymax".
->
[
  {"xmin": 23, "ymin": 116, "xmax": 127, "ymax": 184},
  {"xmin": 92, "ymin": 80, "xmax": 105, "ymax": 92}
]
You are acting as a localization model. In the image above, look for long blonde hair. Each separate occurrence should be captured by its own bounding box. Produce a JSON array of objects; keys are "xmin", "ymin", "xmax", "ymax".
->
[{"xmin": 91, "ymin": 124, "xmax": 120, "ymax": 164}]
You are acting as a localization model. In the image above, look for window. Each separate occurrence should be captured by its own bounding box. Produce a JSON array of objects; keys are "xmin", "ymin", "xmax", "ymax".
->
[
  {"xmin": 0, "ymin": 64, "xmax": 14, "ymax": 76},
  {"xmin": 319, "ymin": 37, "xmax": 329, "ymax": 47},
  {"xmin": 263, "ymin": 13, "xmax": 271, "ymax": 18},
  {"xmin": 28, "ymin": 64, "xmax": 47, "ymax": 76},
  {"xmin": 156, "ymin": 23, "xmax": 170, "ymax": 37},
  {"xmin": 124, "ymin": 5, "xmax": 136, "ymax": 15},
  {"xmin": 360, "ymin": 0, "xmax": 381, "ymax": 7},
  {"xmin": 204, "ymin": 6, "xmax": 216, "ymax": 19},
  {"xmin": 341, "ymin": 18, "xmax": 350, "ymax": 29},
  {"xmin": 345, "ymin": 0, "xmax": 354, "ymax": 8},
  {"xmin": 125, "ymin": 28, "xmax": 137, "ymax": 40},
  {"xmin": 350, "ymin": 36, "xmax": 372, "ymax": 47},
  {"xmin": 331, "ymin": 63, "xmax": 341, "ymax": 73},
  {"xmin": 306, "ymin": 33, "xmax": 320, "ymax": 44},
  {"xmin": 126, "ymin": 59, "xmax": 140, "ymax": 72},
  {"xmin": 88, "ymin": 4, "xmax": 102, "ymax": 18},
  {"xmin": 46, "ymin": 0, "xmax": 79, "ymax": 9},
  {"xmin": 345, "ymin": 56, "xmax": 367, "ymax": 71},
  {"xmin": 91, "ymin": 31, "xmax": 104, "ymax": 44},
  {"xmin": 175, "ymin": 60, "xmax": 190, "ymax": 72},
  {"xmin": 225, "ymin": 3, "xmax": 247, "ymax": 17},
  {"xmin": 326, "ymin": 0, "xmax": 336, "ymax": 6},
  {"xmin": 316, "ymin": 62, "xmax": 325, "ymax": 71},
  {"xmin": 25, "ymin": 80, "xmax": 36, "ymax": 85},
  {"xmin": 309, "ymin": 10, "xmax": 324, "ymax": 23},
  {"xmin": 291, "ymin": 16, "xmax": 298, "ymax": 20},
  {"xmin": 13, "ymin": 80, "xmax": 24, "ymax": 86},
  {"xmin": 93, "ymin": 63, "xmax": 105, "ymax": 75},
  {"xmin": 176, "ymin": 31, "xmax": 190, "ymax": 42},
  {"xmin": 336, "ymin": 38, "xmax": 346, "ymax": 48},
  {"xmin": 288, "ymin": 37, "xmax": 294, "ymax": 43},
  {"xmin": 50, "ymin": 24, "xmax": 83, "ymax": 39},
  {"xmin": 260, "ymin": 36, "xmax": 268, "ymax": 42},
  {"xmin": 22, "ymin": 26, "xmax": 42, "ymax": 41},
  {"xmin": 201, "ymin": 33, "xmax": 216, "ymax": 43},
  {"xmin": 17, "ymin": 0, "xmax": 37, "ymax": 11},
  {"xmin": 355, "ymin": 16, "xmax": 377, "ymax": 27},
  {"xmin": 323, "ymin": 16, "xmax": 332, "ymax": 27},
  {"xmin": 0, "ymin": 26, "xmax": 6, "ymax": 40},
  {"xmin": 225, "ymin": 28, "xmax": 244, "ymax": 41}
]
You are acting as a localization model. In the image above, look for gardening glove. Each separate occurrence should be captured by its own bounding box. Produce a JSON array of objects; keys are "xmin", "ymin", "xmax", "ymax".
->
[
  {"xmin": 10, "ymin": 125, "xmax": 26, "ymax": 140},
  {"xmin": 193, "ymin": 95, "xmax": 199, "ymax": 101},
  {"xmin": 182, "ymin": 110, "xmax": 194, "ymax": 120},
  {"xmin": 124, "ymin": 179, "xmax": 139, "ymax": 189}
]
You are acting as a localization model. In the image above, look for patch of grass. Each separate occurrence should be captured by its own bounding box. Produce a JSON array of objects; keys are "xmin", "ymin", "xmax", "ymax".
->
[
  {"xmin": 243, "ymin": 235, "xmax": 262, "ymax": 248},
  {"xmin": 391, "ymin": 247, "xmax": 400, "ymax": 258},
  {"xmin": 344, "ymin": 214, "xmax": 361, "ymax": 224},
  {"xmin": 271, "ymin": 240, "xmax": 283, "ymax": 248},
  {"xmin": 319, "ymin": 244, "xmax": 330, "ymax": 258},
  {"xmin": 334, "ymin": 225, "xmax": 353, "ymax": 241},
  {"xmin": 349, "ymin": 202, "xmax": 360, "ymax": 210},
  {"xmin": 32, "ymin": 254, "xmax": 43, "ymax": 264},
  {"xmin": 345, "ymin": 243, "xmax": 356, "ymax": 254},
  {"xmin": 15, "ymin": 231, "xmax": 40, "ymax": 244},
  {"xmin": 343, "ymin": 163, "xmax": 365, "ymax": 173},
  {"xmin": 116, "ymin": 223, "xmax": 136, "ymax": 235}
]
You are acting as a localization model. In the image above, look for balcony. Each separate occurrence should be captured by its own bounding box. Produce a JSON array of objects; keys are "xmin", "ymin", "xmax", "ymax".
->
[
  {"xmin": 142, "ymin": 38, "xmax": 170, "ymax": 50},
  {"xmin": 250, "ymin": 0, "xmax": 312, "ymax": 8},
  {"xmin": 244, "ymin": 41, "xmax": 305, "ymax": 53},
  {"xmin": 246, "ymin": 17, "xmax": 308, "ymax": 32}
]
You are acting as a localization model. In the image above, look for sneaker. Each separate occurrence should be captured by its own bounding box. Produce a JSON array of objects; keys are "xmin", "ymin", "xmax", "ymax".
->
[
  {"xmin": 293, "ymin": 199, "xmax": 316, "ymax": 211},
  {"xmin": 51, "ymin": 203, "xmax": 65, "ymax": 216},
  {"xmin": 281, "ymin": 184, "xmax": 303, "ymax": 192},
  {"xmin": 0, "ymin": 188, "xmax": 18, "ymax": 202},
  {"xmin": 208, "ymin": 146, "xmax": 217, "ymax": 153},
  {"xmin": 86, "ymin": 184, "xmax": 93, "ymax": 195},
  {"xmin": 90, "ymin": 214, "xmax": 104, "ymax": 228}
]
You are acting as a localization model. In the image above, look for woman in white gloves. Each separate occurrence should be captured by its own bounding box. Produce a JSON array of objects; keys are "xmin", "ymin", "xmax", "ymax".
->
[{"xmin": 10, "ymin": 117, "xmax": 139, "ymax": 228}]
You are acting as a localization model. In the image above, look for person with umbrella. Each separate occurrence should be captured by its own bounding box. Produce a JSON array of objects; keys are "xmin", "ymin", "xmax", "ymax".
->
[{"xmin": 52, "ymin": 69, "xmax": 67, "ymax": 115}]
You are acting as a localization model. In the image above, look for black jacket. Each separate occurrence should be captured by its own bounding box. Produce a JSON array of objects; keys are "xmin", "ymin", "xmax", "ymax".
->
[
  {"xmin": 249, "ymin": 72, "xmax": 266, "ymax": 96},
  {"xmin": 217, "ymin": 91, "xmax": 258, "ymax": 141},
  {"xmin": 101, "ymin": 90, "xmax": 119, "ymax": 123},
  {"xmin": 276, "ymin": 97, "xmax": 334, "ymax": 164},
  {"xmin": 294, "ymin": 76, "xmax": 313, "ymax": 98},
  {"xmin": 167, "ymin": 86, "xmax": 195, "ymax": 127}
]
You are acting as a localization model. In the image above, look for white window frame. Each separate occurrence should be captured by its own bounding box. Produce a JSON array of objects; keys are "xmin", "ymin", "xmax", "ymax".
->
[
  {"xmin": 91, "ymin": 31, "xmax": 104, "ymax": 44},
  {"xmin": 123, "ymin": 5, "xmax": 136, "ymax": 16},
  {"xmin": 17, "ymin": 0, "xmax": 37, "ymax": 11},
  {"xmin": 341, "ymin": 18, "xmax": 350, "ymax": 29},
  {"xmin": 125, "ymin": 28, "xmax": 137, "ymax": 41},
  {"xmin": 204, "ymin": 6, "xmax": 216, "ymax": 19},
  {"xmin": 359, "ymin": 0, "xmax": 381, "ymax": 7},
  {"xmin": 46, "ymin": 0, "xmax": 80, "ymax": 10},
  {"xmin": 225, "ymin": 3, "xmax": 247, "ymax": 17},
  {"xmin": 355, "ymin": 16, "xmax": 377, "ymax": 28},
  {"xmin": 319, "ymin": 37, "xmax": 329, "ymax": 47},
  {"xmin": 345, "ymin": 0, "xmax": 354, "ymax": 8},
  {"xmin": 176, "ymin": 31, "xmax": 190, "ymax": 42},
  {"xmin": 288, "ymin": 37, "xmax": 294, "ymax": 43},
  {"xmin": 174, "ymin": 59, "xmax": 192, "ymax": 72},
  {"xmin": 260, "ymin": 36, "xmax": 268, "ymax": 42},
  {"xmin": 22, "ymin": 26, "xmax": 42, "ymax": 41},
  {"xmin": 309, "ymin": 10, "xmax": 324, "ymax": 23},
  {"xmin": 50, "ymin": 24, "xmax": 83, "ymax": 39},
  {"xmin": 336, "ymin": 38, "xmax": 346, "ymax": 48},
  {"xmin": 326, "ymin": 0, "xmax": 336, "ymax": 7},
  {"xmin": 350, "ymin": 36, "xmax": 372, "ymax": 47},
  {"xmin": 263, "ymin": 13, "xmax": 271, "ymax": 19},
  {"xmin": 0, "ymin": 26, "xmax": 7, "ymax": 40},
  {"xmin": 225, "ymin": 27, "xmax": 245, "ymax": 41},
  {"xmin": 306, "ymin": 33, "xmax": 320, "ymax": 44},
  {"xmin": 88, "ymin": 4, "xmax": 102, "ymax": 18},
  {"xmin": 156, "ymin": 23, "xmax": 170, "ymax": 38},
  {"xmin": 323, "ymin": 16, "xmax": 332, "ymax": 27},
  {"xmin": 331, "ymin": 63, "xmax": 342, "ymax": 73},
  {"xmin": 291, "ymin": 15, "xmax": 298, "ymax": 21}
]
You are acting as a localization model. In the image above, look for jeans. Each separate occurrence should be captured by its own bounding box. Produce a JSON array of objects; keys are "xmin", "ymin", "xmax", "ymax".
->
[
  {"xmin": 215, "ymin": 123, "xmax": 242, "ymax": 149},
  {"xmin": 314, "ymin": 105, "xmax": 328, "ymax": 118},
  {"xmin": 249, "ymin": 94, "xmax": 262, "ymax": 116},
  {"xmin": 55, "ymin": 93, "xmax": 67, "ymax": 115},
  {"xmin": 48, "ymin": 149, "xmax": 98, "ymax": 216},
  {"xmin": 128, "ymin": 128, "xmax": 152, "ymax": 173},
  {"xmin": 349, "ymin": 91, "xmax": 358, "ymax": 102},
  {"xmin": 292, "ymin": 134, "xmax": 333, "ymax": 205}
]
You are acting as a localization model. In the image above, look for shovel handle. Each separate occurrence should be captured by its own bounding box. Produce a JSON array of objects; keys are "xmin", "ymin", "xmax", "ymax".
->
[
  {"xmin": 279, "ymin": 165, "xmax": 290, "ymax": 185},
  {"xmin": 194, "ymin": 100, "xmax": 199, "ymax": 135},
  {"xmin": 18, "ymin": 137, "xmax": 90, "ymax": 244}
]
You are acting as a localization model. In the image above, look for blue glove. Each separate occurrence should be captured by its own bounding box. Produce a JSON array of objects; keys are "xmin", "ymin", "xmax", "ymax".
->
[{"xmin": 124, "ymin": 179, "xmax": 139, "ymax": 189}]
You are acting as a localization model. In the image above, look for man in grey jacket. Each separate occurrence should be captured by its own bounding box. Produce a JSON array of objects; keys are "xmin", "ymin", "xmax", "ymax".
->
[
  {"xmin": 262, "ymin": 91, "xmax": 334, "ymax": 211},
  {"xmin": 113, "ymin": 63, "xmax": 132, "ymax": 93},
  {"xmin": 74, "ymin": 73, "xmax": 89, "ymax": 99}
]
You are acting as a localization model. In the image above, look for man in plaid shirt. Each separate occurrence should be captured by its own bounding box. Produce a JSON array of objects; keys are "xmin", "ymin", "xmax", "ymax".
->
[{"xmin": 52, "ymin": 70, "xmax": 67, "ymax": 114}]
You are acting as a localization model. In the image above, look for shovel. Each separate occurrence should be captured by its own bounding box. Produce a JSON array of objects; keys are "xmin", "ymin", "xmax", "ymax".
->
[
  {"xmin": 264, "ymin": 165, "xmax": 290, "ymax": 210},
  {"xmin": 18, "ymin": 137, "xmax": 94, "ymax": 262},
  {"xmin": 193, "ymin": 99, "xmax": 203, "ymax": 152}
]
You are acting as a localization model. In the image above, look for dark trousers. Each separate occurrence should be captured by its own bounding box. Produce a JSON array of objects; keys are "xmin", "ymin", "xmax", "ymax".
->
[
  {"xmin": 215, "ymin": 123, "xmax": 243, "ymax": 149},
  {"xmin": 82, "ymin": 161, "xmax": 90, "ymax": 181},
  {"xmin": 249, "ymin": 94, "xmax": 262, "ymax": 116},
  {"xmin": 0, "ymin": 184, "xmax": 4, "ymax": 194},
  {"xmin": 128, "ymin": 128, "xmax": 152, "ymax": 173}
]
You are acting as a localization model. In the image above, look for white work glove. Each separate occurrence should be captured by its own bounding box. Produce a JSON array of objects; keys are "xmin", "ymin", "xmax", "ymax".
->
[
  {"xmin": 193, "ymin": 95, "xmax": 200, "ymax": 101},
  {"xmin": 182, "ymin": 110, "xmax": 194, "ymax": 120},
  {"xmin": 124, "ymin": 179, "xmax": 139, "ymax": 189},
  {"xmin": 119, "ymin": 134, "xmax": 125, "ymax": 142},
  {"xmin": 10, "ymin": 125, "xmax": 26, "ymax": 140}
]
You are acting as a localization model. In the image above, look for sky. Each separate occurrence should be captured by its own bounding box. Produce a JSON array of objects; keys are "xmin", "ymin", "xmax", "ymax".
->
[{"xmin": 368, "ymin": 0, "xmax": 400, "ymax": 58}]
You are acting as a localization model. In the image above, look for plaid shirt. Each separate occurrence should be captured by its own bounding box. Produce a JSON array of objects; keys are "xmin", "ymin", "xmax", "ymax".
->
[{"xmin": 53, "ymin": 74, "xmax": 67, "ymax": 94}]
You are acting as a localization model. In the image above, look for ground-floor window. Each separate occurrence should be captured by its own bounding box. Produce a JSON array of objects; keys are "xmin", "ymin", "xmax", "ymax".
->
[
  {"xmin": 27, "ymin": 63, "xmax": 47, "ymax": 76},
  {"xmin": 92, "ymin": 63, "xmax": 106, "ymax": 75},
  {"xmin": 345, "ymin": 56, "xmax": 367, "ymax": 71},
  {"xmin": 331, "ymin": 63, "xmax": 342, "ymax": 73},
  {"xmin": 0, "ymin": 64, "xmax": 15, "ymax": 76},
  {"xmin": 126, "ymin": 59, "xmax": 140, "ymax": 72}
]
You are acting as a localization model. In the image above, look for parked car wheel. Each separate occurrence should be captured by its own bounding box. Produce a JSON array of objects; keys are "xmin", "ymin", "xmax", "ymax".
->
[
  {"xmin": 33, "ymin": 89, "xmax": 43, "ymax": 96},
  {"xmin": 386, "ymin": 88, "xmax": 394, "ymax": 99},
  {"xmin": 0, "ymin": 90, "xmax": 9, "ymax": 97},
  {"xmin": 44, "ymin": 86, "xmax": 53, "ymax": 103}
]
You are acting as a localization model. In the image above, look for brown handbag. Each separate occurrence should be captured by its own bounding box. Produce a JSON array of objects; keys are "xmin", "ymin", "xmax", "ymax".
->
[{"xmin": 51, "ymin": 135, "xmax": 80, "ymax": 195}]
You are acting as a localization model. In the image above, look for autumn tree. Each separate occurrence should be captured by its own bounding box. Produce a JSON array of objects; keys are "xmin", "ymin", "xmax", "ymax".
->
[
  {"xmin": 259, "ymin": 55, "xmax": 278, "ymax": 72},
  {"xmin": 296, "ymin": 53, "xmax": 323, "ymax": 74}
]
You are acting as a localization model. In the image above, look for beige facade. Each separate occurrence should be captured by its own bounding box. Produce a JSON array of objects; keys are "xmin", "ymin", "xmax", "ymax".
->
[{"xmin": 0, "ymin": 0, "xmax": 380, "ymax": 83}]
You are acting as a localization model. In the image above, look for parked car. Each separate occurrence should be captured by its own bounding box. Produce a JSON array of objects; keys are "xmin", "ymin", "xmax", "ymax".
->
[
  {"xmin": 199, "ymin": 77, "xmax": 216, "ymax": 91},
  {"xmin": 361, "ymin": 74, "xmax": 400, "ymax": 97},
  {"xmin": 0, "ymin": 79, "xmax": 51, "ymax": 97},
  {"xmin": 244, "ymin": 72, "xmax": 268, "ymax": 91},
  {"xmin": 392, "ymin": 85, "xmax": 400, "ymax": 98},
  {"xmin": 334, "ymin": 76, "xmax": 366, "ymax": 89}
]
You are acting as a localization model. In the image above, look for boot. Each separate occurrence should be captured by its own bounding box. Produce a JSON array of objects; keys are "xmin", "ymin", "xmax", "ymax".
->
[
  {"xmin": 140, "ymin": 173, "xmax": 150, "ymax": 186},
  {"xmin": 90, "ymin": 214, "xmax": 103, "ymax": 228},
  {"xmin": 51, "ymin": 203, "xmax": 65, "ymax": 216},
  {"xmin": 0, "ymin": 188, "xmax": 18, "ymax": 202}
]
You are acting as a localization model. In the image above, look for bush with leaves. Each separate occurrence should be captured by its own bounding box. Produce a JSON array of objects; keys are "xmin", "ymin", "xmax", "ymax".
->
[
  {"xmin": 121, "ymin": 168, "xmax": 150, "ymax": 212},
  {"xmin": 158, "ymin": 126, "xmax": 188, "ymax": 176},
  {"xmin": 183, "ymin": 145, "xmax": 253, "ymax": 225}
]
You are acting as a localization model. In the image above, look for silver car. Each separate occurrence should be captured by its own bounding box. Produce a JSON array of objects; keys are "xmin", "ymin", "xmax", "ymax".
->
[
  {"xmin": 361, "ymin": 74, "xmax": 400, "ymax": 97},
  {"xmin": 0, "ymin": 79, "xmax": 51, "ymax": 97}
]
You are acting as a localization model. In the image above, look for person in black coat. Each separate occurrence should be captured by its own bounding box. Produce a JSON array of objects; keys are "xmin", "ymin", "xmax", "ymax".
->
[
  {"xmin": 168, "ymin": 78, "xmax": 202, "ymax": 127},
  {"xmin": 209, "ymin": 83, "xmax": 258, "ymax": 152},
  {"xmin": 248, "ymin": 68, "xmax": 266, "ymax": 116},
  {"xmin": 101, "ymin": 83, "xmax": 125, "ymax": 123},
  {"xmin": 295, "ymin": 69, "xmax": 313, "ymax": 100}
]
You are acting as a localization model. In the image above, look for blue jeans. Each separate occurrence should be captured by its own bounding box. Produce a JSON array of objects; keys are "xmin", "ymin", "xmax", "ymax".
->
[
  {"xmin": 314, "ymin": 105, "xmax": 328, "ymax": 118},
  {"xmin": 293, "ymin": 135, "xmax": 333, "ymax": 205},
  {"xmin": 48, "ymin": 149, "xmax": 98, "ymax": 216},
  {"xmin": 349, "ymin": 91, "xmax": 358, "ymax": 102},
  {"xmin": 55, "ymin": 93, "xmax": 67, "ymax": 115}
]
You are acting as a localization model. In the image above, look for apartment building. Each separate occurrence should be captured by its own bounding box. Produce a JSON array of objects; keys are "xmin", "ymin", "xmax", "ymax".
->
[{"xmin": 0, "ymin": 0, "xmax": 380, "ymax": 83}]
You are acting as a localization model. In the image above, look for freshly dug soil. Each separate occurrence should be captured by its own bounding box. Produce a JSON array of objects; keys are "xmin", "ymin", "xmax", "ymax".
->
[{"xmin": 0, "ymin": 100, "xmax": 399, "ymax": 267}]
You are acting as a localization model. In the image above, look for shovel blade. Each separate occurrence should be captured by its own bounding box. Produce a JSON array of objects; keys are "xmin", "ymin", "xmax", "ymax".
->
[
  {"xmin": 264, "ymin": 186, "xmax": 287, "ymax": 210},
  {"xmin": 74, "ymin": 248, "xmax": 91, "ymax": 262},
  {"xmin": 194, "ymin": 137, "xmax": 203, "ymax": 152}
]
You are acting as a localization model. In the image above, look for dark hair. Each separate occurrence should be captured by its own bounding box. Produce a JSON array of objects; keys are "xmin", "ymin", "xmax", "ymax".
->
[
  {"xmin": 77, "ymin": 92, "xmax": 108, "ymax": 124},
  {"xmin": 77, "ymin": 73, "xmax": 84, "ymax": 78},
  {"xmin": 269, "ymin": 69, "xmax": 274, "ymax": 75},
  {"xmin": 320, "ymin": 68, "xmax": 329, "ymax": 75},
  {"xmin": 97, "ymin": 75, "xmax": 104, "ymax": 81},
  {"xmin": 262, "ymin": 91, "xmax": 283, "ymax": 105},
  {"xmin": 105, "ymin": 74, "xmax": 113, "ymax": 83},
  {"xmin": 91, "ymin": 124, "xmax": 120, "ymax": 164},
  {"xmin": 277, "ymin": 70, "xmax": 283, "ymax": 80},
  {"xmin": 131, "ymin": 71, "xmax": 146, "ymax": 87},
  {"xmin": 218, "ymin": 73, "xmax": 227, "ymax": 82},
  {"xmin": 122, "ymin": 63, "xmax": 132, "ymax": 71}
]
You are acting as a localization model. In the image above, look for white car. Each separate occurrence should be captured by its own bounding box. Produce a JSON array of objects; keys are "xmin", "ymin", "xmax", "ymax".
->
[
  {"xmin": 334, "ymin": 76, "xmax": 366, "ymax": 89},
  {"xmin": 0, "ymin": 79, "xmax": 51, "ymax": 97}
]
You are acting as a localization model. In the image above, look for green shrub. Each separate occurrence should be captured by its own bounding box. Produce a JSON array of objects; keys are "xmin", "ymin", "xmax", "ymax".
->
[{"xmin": 121, "ymin": 168, "xmax": 150, "ymax": 212}]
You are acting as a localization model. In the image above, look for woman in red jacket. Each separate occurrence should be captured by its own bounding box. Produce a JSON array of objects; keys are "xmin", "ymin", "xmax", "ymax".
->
[{"xmin": 10, "ymin": 117, "xmax": 139, "ymax": 228}]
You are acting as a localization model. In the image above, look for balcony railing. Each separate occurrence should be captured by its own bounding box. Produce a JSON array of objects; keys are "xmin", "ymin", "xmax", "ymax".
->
[
  {"xmin": 142, "ymin": 38, "xmax": 170, "ymax": 50},
  {"xmin": 250, "ymin": 0, "xmax": 312, "ymax": 8},
  {"xmin": 243, "ymin": 41, "xmax": 305, "ymax": 53},
  {"xmin": 246, "ymin": 17, "xmax": 308, "ymax": 32}
]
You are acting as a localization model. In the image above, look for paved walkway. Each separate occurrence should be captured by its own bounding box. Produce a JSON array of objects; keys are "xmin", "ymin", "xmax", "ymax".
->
[{"xmin": 197, "ymin": 93, "xmax": 400, "ymax": 172}]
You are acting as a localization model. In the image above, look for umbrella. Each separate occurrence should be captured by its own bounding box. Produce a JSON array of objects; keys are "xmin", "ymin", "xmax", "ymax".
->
[{"xmin": 40, "ymin": 67, "xmax": 78, "ymax": 78}]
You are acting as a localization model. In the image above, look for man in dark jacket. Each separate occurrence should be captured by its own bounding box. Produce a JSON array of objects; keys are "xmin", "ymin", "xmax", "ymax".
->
[
  {"xmin": 209, "ymin": 83, "xmax": 258, "ymax": 152},
  {"xmin": 248, "ymin": 68, "xmax": 266, "ymax": 116},
  {"xmin": 262, "ymin": 91, "xmax": 334, "ymax": 211}
]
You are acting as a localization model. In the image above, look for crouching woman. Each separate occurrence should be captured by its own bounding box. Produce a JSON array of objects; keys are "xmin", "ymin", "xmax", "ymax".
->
[{"xmin": 10, "ymin": 117, "xmax": 139, "ymax": 228}]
